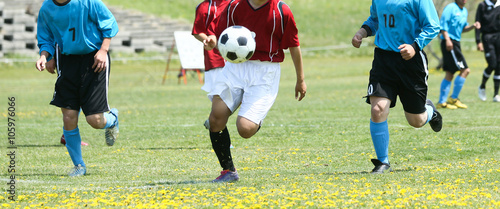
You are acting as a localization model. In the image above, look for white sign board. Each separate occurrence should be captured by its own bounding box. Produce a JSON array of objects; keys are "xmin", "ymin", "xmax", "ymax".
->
[{"xmin": 174, "ymin": 31, "xmax": 205, "ymax": 69}]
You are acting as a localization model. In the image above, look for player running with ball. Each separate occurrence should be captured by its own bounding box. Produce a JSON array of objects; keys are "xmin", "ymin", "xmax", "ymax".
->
[
  {"xmin": 352, "ymin": 0, "xmax": 443, "ymax": 174},
  {"xmin": 36, "ymin": 0, "xmax": 119, "ymax": 177},
  {"xmin": 203, "ymin": 0, "xmax": 307, "ymax": 182}
]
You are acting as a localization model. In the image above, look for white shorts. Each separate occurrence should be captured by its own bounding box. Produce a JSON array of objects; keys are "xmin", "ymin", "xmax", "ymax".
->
[
  {"xmin": 201, "ymin": 67, "xmax": 223, "ymax": 94},
  {"xmin": 208, "ymin": 61, "xmax": 281, "ymax": 125}
]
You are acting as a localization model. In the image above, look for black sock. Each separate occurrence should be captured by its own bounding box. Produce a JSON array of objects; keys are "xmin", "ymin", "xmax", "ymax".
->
[
  {"xmin": 209, "ymin": 127, "xmax": 235, "ymax": 171},
  {"xmin": 494, "ymin": 78, "xmax": 500, "ymax": 96}
]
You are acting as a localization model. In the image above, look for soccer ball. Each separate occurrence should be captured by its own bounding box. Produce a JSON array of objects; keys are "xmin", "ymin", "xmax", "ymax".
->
[{"xmin": 218, "ymin": 26, "xmax": 256, "ymax": 63}]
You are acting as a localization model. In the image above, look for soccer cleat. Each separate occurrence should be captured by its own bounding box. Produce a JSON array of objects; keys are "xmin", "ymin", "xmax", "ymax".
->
[
  {"xmin": 478, "ymin": 87, "xmax": 487, "ymax": 101},
  {"xmin": 60, "ymin": 134, "xmax": 88, "ymax": 146},
  {"xmin": 105, "ymin": 108, "xmax": 119, "ymax": 146},
  {"xmin": 212, "ymin": 170, "xmax": 239, "ymax": 183},
  {"xmin": 436, "ymin": 102, "xmax": 457, "ymax": 110},
  {"xmin": 494, "ymin": 95, "xmax": 500, "ymax": 102},
  {"xmin": 68, "ymin": 164, "xmax": 86, "ymax": 177},
  {"xmin": 60, "ymin": 134, "xmax": 66, "ymax": 145},
  {"xmin": 426, "ymin": 99, "xmax": 443, "ymax": 132},
  {"xmin": 204, "ymin": 119, "xmax": 210, "ymax": 129},
  {"xmin": 370, "ymin": 159, "xmax": 392, "ymax": 174},
  {"xmin": 447, "ymin": 98, "xmax": 467, "ymax": 109}
]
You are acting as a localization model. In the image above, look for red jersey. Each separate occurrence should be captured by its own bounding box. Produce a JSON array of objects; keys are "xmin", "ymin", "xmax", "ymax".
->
[
  {"xmin": 209, "ymin": 0, "xmax": 299, "ymax": 62},
  {"xmin": 192, "ymin": 0, "xmax": 229, "ymax": 71}
]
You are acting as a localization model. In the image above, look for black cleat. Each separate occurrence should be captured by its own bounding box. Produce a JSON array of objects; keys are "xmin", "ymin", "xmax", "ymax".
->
[
  {"xmin": 426, "ymin": 99, "xmax": 443, "ymax": 132},
  {"xmin": 370, "ymin": 159, "xmax": 392, "ymax": 174}
]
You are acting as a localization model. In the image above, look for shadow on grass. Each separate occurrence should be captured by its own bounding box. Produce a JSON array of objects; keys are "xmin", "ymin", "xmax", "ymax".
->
[
  {"xmin": 2, "ymin": 144, "xmax": 63, "ymax": 148},
  {"xmin": 323, "ymin": 167, "xmax": 415, "ymax": 175},
  {"xmin": 146, "ymin": 180, "xmax": 210, "ymax": 186},
  {"xmin": 136, "ymin": 147, "xmax": 199, "ymax": 150}
]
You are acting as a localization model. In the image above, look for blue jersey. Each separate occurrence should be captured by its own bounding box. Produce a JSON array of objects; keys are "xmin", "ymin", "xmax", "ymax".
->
[
  {"xmin": 362, "ymin": 0, "xmax": 440, "ymax": 52},
  {"xmin": 37, "ymin": 0, "xmax": 119, "ymax": 56},
  {"xmin": 440, "ymin": 3, "xmax": 468, "ymax": 41}
]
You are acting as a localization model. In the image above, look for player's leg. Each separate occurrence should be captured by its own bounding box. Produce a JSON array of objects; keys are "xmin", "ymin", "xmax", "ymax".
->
[
  {"xmin": 400, "ymin": 50, "xmax": 442, "ymax": 132},
  {"xmin": 369, "ymin": 96, "xmax": 391, "ymax": 172},
  {"xmin": 437, "ymin": 40, "xmax": 458, "ymax": 109},
  {"xmin": 209, "ymin": 95, "xmax": 238, "ymax": 182},
  {"xmin": 448, "ymin": 68, "xmax": 470, "ymax": 108},
  {"xmin": 438, "ymin": 71, "xmax": 457, "ymax": 109},
  {"xmin": 61, "ymin": 109, "xmax": 89, "ymax": 146},
  {"xmin": 447, "ymin": 44, "xmax": 469, "ymax": 108},
  {"xmin": 81, "ymin": 51, "xmax": 118, "ymax": 146},
  {"xmin": 50, "ymin": 53, "xmax": 87, "ymax": 176},
  {"xmin": 493, "ymin": 40, "xmax": 500, "ymax": 101},
  {"xmin": 62, "ymin": 108, "xmax": 87, "ymax": 177},
  {"xmin": 479, "ymin": 34, "xmax": 497, "ymax": 101},
  {"xmin": 493, "ymin": 68, "xmax": 500, "ymax": 102}
]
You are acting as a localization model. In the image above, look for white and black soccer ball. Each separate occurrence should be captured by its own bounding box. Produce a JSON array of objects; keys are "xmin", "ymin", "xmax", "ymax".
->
[{"xmin": 218, "ymin": 26, "xmax": 256, "ymax": 63}]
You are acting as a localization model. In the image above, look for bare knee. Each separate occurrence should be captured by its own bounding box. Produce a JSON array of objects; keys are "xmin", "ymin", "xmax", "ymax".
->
[
  {"xmin": 208, "ymin": 114, "xmax": 229, "ymax": 132},
  {"xmin": 371, "ymin": 104, "xmax": 389, "ymax": 122},
  {"xmin": 86, "ymin": 114, "xmax": 105, "ymax": 129},
  {"xmin": 236, "ymin": 117, "xmax": 259, "ymax": 139},
  {"xmin": 459, "ymin": 68, "xmax": 470, "ymax": 77},
  {"xmin": 405, "ymin": 112, "xmax": 427, "ymax": 128}
]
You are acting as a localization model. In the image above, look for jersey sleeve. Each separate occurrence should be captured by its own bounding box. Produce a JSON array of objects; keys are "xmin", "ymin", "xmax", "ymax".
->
[
  {"xmin": 36, "ymin": 8, "xmax": 55, "ymax": 59},
  {"xmin": 414, "ymin": 0, "xmax": 440, "ymax": 50},
  {"xmin": 89, "ymin": 0, "xmax": 119, "ymax": 38},
  {"xmin": 440, "ymin": 5, "xmax": 451, "ymax": 32},
  {"xmin": 192, "ymin": 2, "xmax": 207, "ymax": 35},
  {"xmin": 475, "ymin": 3, "xmax": 484, "ymax": 44},
  {"xmin": 362, "ymin": 2, "xmax": 379, "ymax": 36},
  {"xmin": 279, "ymin": 3, "xmax": 299, "ymax": 49}
]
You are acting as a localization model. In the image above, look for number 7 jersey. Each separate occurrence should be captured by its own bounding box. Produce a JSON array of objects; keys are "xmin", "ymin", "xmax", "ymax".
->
[
  {"xmin": 37, "ymin": 0, "xmax": 119, "ymax": 56},
  {"xmin": 362, "ymin": 0, "xmax": 440, "ymax": 52}
]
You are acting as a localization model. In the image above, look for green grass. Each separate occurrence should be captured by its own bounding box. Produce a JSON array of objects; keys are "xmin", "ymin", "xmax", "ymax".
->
[{"xmin": 1, "ymin": 51, "xmax": 499, "ymax": 207}]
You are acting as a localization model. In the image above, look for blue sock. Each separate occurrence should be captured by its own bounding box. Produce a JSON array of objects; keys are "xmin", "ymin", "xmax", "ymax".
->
[
  {"xmin": 63, "ymin": 127, "xmax": 85, "ymax": 167},
  {"xmin": 439, "ymin": 79, "xmax": 452, "ymax": 104},
  {"xmin": 370, "ymin": 120, "xmax": 389, "ymax": 164},
  {"xmin": 451, "ymin": 76, "xmax": 466, "ymax": 99},
  {"xmin": 424, "ymin": 104, "xmax": 434, "ymax": 124},
  {"xmin": 103, "ymin": 112, "xmax": 116, "ymax": 129}
]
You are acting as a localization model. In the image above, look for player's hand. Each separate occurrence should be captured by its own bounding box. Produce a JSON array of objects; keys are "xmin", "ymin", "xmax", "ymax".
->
[
  {"xmin": 295, "ymin": 80, "xmax": 307, "ymax": 101},
  {"xmin": 45, "ymin": 59, "xmax": 56, "ymax": 74},
  {"xmin": 352, "ymin": 33, "xmax": 364, "ymax": 48},
  {"xmin": 474, "ymin": 21, "xmax": 481, "ymax": 30},
  {"xmin": 36, "ymin": 56, "xmax": 47, "ymax": 71},
  {"xmin": 203, "ymin": 36, "xmax": 217, "ymax": 51},
  {"xmin": 398, "ymin": 44, "xmax": 416, "ymax": 60},
  {"xmin": 93, "ymin": 49, "xmax": 108, "ymax": 73},
  {"xmin": 445, "ymin": 39, "xmax": 453, "ymax": 51},
  {"xmin": 477, "ymin": 42, "xmax": 484, "ymax": 52}
]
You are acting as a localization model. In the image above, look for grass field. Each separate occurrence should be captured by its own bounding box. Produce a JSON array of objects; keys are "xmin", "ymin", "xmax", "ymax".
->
[{"xmin": 1, "ymin": 50, "xmax": 499, "ymax": 207}]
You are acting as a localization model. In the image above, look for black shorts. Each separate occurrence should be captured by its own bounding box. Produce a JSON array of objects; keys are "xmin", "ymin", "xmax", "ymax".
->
[
  {"xmin": 482, "ymin": 33, "xmax": 500, "ymax": 69},
  {"xmin": 50, "ymin": 50, "xmax": 111, "ymax": 116},
  {"xmin": 441, "ymin": 39, "xmax": 468, "ymax": 73},
  {"xmin": 366, "ymin": 48, "xmax": 429, "ymax": 114}
]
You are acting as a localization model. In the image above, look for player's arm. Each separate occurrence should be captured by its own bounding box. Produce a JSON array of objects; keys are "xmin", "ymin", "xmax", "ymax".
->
[
  {"xmin": 475, "ymin": 3, "xmax": 484, "ymax": 51},
  {"xmin": 352, "ymin": 27, "xmax": 368, "ymax": 48},
  {"xmin": 441, "ymin": 30, "xmax": 453, "ymax": 51},
  {"xmin": 463, "ymin": 22, "xmax": 480, "ymax": 33},
  {"xmin": 93, "ymin": 37, "xmax": 111, "ymax": 73},
  {"xmin": 289, "ymin": 46, "xmax": 306, "ymax": 101},
  {"xmin": 413, "ymin": 0, "xmax": 440, "ymax": 50},
  {"xmin": 353, "ymin": 3, "xmax": 377, "ymax": 48}
]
